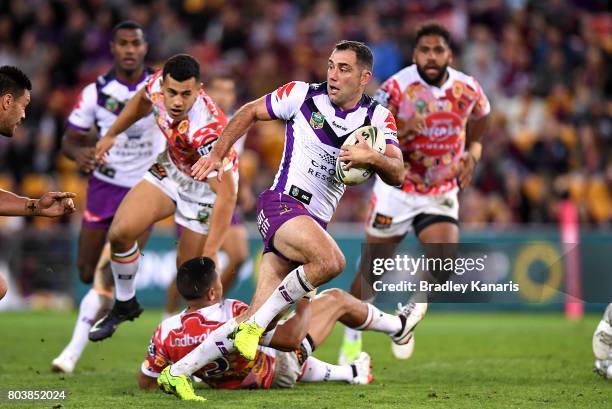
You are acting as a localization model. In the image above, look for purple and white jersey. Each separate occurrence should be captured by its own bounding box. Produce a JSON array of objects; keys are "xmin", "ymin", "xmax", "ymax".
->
[
  {"xmin": 265, "ymin": 81, "xmax": 399, "ymax": 222},
  {"xmin": 67, "ymin": 69, "xmax": 166, "ymax": 187}
]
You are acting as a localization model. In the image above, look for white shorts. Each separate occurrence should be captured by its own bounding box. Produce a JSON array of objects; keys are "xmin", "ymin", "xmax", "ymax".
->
[
  {"xmin": 365, "ymin": 176, "xmax": 459, "ymax": 238},
  {"xmin": 143, "ymin": 150, "xmax": 237, "ymax": 235}
]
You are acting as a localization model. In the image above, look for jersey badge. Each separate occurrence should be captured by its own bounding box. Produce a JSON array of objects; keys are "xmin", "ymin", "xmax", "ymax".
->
[{"xmin": 309, "ymin": 111, "xmax": 325, "ymax": 129}]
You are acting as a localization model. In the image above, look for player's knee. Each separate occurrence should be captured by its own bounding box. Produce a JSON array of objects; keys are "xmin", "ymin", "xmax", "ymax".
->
[
  {"xmin": 108, "ymin": 223, "xmax": 135, "ymax": 253},
  {"xmin": 326, "ymin": 249, "xmax": 346, "ymax": 277}
]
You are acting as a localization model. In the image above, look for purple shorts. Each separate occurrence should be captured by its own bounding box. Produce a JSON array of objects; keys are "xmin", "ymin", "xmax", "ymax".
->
[
  {"xmin": 256, "ymin": 190, "xmax": 328, "ymax": 261},
  {"xmin": 82, "ymin": 176, "xmax": 130, "ymax": 229},
  {"xmin": 231, "ymin": 207, "xmax": 242, "ymax": 226}
]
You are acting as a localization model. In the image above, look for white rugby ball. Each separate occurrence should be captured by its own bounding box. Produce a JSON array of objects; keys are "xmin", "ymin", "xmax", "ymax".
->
[{"xmin": 336, "ymin": 125, "xmax": 386, "ymax": 185}]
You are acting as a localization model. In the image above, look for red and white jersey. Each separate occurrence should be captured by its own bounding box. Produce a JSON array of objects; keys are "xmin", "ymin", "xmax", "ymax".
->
[
  {"xmin": 141, "ymin": 299, "xmax": 277, "ymax": 389},
  {"xmin": 67, "ymin": 69, "xmax": 166, "ymax": 187},
  {"xmin": 144, "ymin": 70, "xmax": 238, "ymax": 177},
  {"xmin": 375, "ymin": 65, "xmax": 490, "ymax": 194},
  {"xmin": 265, "ymin": 81, "xmax": 398, "ymax": 222}
]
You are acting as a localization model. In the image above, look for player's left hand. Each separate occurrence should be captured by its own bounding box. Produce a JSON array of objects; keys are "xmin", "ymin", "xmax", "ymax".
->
[
  {"xmin": 95, "ymin": 133, "xmax": 117, "ymax": 164},
  {"xmin": 35, "ymin": 192, "xmax": 77, "ymax": 217},
  {"xmin": 191, "ymin": 151, "xmax": 224, "ymax": 181},
  {"xmin": 338, "ymin": 134, "xmax": 374, "ymax": 170},
  {"xmin": 457, "ymin": 152, "xmax": 477, "ymax": 189}
]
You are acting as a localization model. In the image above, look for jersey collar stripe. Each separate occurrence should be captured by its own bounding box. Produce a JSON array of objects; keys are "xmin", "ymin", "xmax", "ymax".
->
[
  {"xmin": 273, "ymin": 120, "xmax": 295, "ymax": 192},
  {"xmin": 265, "ymin": 94, "xmax": 278, "ymax": 120},
  {"xmin": 332, "ymin": 95, "xmax": 365, "ymax": 120}
]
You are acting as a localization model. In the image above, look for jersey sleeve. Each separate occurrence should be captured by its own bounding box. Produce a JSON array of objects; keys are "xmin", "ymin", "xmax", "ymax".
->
[
  {"xmin": 468, "ymin": 78, "xmax": 491, "ymax": 120},
  {"xmin": 265, "ymin": 81, "xmax": 309, "ymax": 121},
  {"xmin": 141, "ymin": 324, "xmax": 170, "ymax": 378},
  {"xmin": 372, "ymin": 106, "xmax": 399, "ymax": 148},
  {"xmin": 66, "ymin": 83, "xmax": 97, "ymax": 132},
  {"xmin": 230, "ymin": 299, "xmax": 249, "ymax": 317},
  {"xmin": 144, "ymin": 70, "xmax": 163, "ymax": 102},
  {"xmin": 373, "ymin": 77, "xmax": 402, "ymax": 113}
]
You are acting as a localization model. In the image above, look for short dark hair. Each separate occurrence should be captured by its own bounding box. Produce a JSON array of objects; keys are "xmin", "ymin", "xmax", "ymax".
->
[
  {"xmin": 111, "ymin": 20, "xmax": 143, "ymax": 41},
  {"xmin": 163, "ymin": 54, "xmax": 200, "ymax": 82},
  {"xmin": 0, "ymin": 66, "xmax": 32, "ymax": 98},
  {"xmin": 176, "ymin": 257, "xmax": 217, "ymax": 301},
  {"xmin": 415, "ymin": 23, "xmax": 451, "ymax": 47},
  {"xmin": 334, "ymin": 40, "xmax": 374, "ymax": 70}
]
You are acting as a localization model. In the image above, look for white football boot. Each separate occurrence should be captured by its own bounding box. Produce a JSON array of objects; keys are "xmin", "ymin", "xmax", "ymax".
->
[
  {"xmin": 593, "ymin": 303, "xmax": 612, "ymax": 360},
  {"xmin": 349, "ymin": 352, "xmax": 373, "ymax": 385},
  {"xmin": 51, "ymin": 353, "xmax": 78, "ymax": 374},
  {"xmin": 391, "ymin": 302, "xmax": 428, "ymax": 359}
]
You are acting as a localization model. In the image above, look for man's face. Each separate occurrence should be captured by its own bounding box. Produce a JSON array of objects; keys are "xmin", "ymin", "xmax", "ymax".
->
[
  {"xmin": 111, "ymin": 28, "xmax": 147, "ymax": 73},
  {"xmin": 327, "ymin": 49, "xmax": 371, "ymax": 108},
  {"xmin": 161, "ymin": 74, "xmax": 200, "ymax": 119},
  {"xmin": 413, "ymin": 34, "xmax": 452, "ymax": 86},
  {"xmin": 206, "ymin": 78, "xmax": 236, "ymax": 114},
  {"xmin": 0, "ymin": 90, "xmax": 30, "ymax": 137}
]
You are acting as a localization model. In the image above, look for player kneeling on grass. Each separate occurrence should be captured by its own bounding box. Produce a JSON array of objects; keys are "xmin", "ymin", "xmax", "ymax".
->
[
  {"xmin": 593, "ymin": 303, "xmax": 612, "ymax": 379},
  {"xmin": 138, "ymin": 257, "xmax": 412, "ymax": 400}
]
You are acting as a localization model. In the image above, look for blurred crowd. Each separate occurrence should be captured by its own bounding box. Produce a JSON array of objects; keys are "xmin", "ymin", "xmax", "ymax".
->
[{"xmin": 0, "ymin": 0, "xmax": 610, "ymax": 228}]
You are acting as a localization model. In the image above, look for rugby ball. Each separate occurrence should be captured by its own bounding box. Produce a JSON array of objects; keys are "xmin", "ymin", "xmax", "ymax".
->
[{"xmin": 336, "ymin": 125, "xmax": 386, "ymax": 185}]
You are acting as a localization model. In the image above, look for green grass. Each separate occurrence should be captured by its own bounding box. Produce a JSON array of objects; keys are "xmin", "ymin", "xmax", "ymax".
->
[{"xmin": 0, "ymin": 310, "xmax": 610, "ymax": 408}]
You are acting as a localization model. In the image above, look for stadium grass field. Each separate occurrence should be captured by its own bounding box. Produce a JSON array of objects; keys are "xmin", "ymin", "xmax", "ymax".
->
[{"xmin": 0, "ymin": 310, "xmax": 610, "ymax": 409}]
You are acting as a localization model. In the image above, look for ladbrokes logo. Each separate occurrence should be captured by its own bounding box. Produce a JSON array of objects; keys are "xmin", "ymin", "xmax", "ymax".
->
[
  {"xmin": 172, "ymin": 333, "xmax": 207, "ymax": 347},
  {"xmin": 423, "ymin": 112, "xmax": 462, "ymax": 142}
]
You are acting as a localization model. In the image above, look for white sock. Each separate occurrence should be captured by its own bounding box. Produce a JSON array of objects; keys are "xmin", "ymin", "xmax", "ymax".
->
[
  {"xmin": 110, "ymin": 243, "xmax": 140, "ymax": 301},
  {"xmin": 355, "ymin": 303, "xmax": 402, "ymax": 335},
  {"xmin": 299, "ymin": 356, "xmax": 354, "ymax": 382},
  {"xmin": 249, "ymin": 265, "xmax": 314, "ymax": 328},
  {"xmin": 343, "ymin": 327, "xmax": 362, "ymax": 342},
  {"xmin": 62, "ymin": 289, "xmax": 105, "ymax": 359},
  {"xmin": 170, "ymin": 318, "xmax": 237, "ymax": 376}
]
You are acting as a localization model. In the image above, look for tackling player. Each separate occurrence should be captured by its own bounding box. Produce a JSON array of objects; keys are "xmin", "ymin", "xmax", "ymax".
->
[
  {"xmin": 158, "ymin": 40, "xmax": 405, "ymax": 400},
  {"xmin": 88, "ymin": 54, "xmax": 238, "ymax": 342},
  {"xmin": 0, "ymin": 65, "xmax": 76, "ymax": 301},
  {"xmin": 52, "ymin": 21, "xmax": 165, "ymax": 373},
  {"xmin": 139, "ymin": 257, "xmax": 415, "ymax": 398},
  {"xmin": 340, "ymin": 23, "xmax": 491, "ymax": 362}
]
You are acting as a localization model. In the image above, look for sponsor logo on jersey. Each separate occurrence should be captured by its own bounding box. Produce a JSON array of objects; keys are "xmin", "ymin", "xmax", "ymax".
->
[
  {"xmin": 372, "ymin": 212, "xmax": 393, "ymax": 229},
  {"xmin": 148, "ymin": 163, "xmax": 168, "ymax": 180},
  {"xmin": 331, "ymin": 120, "xmax": 348, "ymax": 131},
  {"xmin": 257, "ymin": 209, "xmax": 270, "ymax": 236},
  {"xmin": 172, "ymin": 333, "xmax": 208, "ymax": 347},
  {"xmin": 289, "ymin": 185, "xmax": 312, "ymax": 205},
  {"xmin": 310, "ymin": 111, "xmax": 325, "ymax": 129},
  {"xmin": 178, "ymin": 119, "xmax": 189, "ymax": 134}
]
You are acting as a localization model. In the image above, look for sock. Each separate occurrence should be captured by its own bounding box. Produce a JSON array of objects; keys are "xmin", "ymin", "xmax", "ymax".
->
[
  {"xmin": 170, "ymin": 318, "xmax": 237, "ymax": 376},
  {"xmin": 249, "ymin": 265, "xmax": 314, "ymax": 329},
  {"xmin": 110, "ymin": 243, "xmax": 140, "ymax": 301},
  {"xmin": 62, "ymin": 289, "xmax": 105, "ymax": 358},
  {"xmin": 343, "ymin": 327, "xmax": 362, "ymax": 343},
  {"xmin": 355, "ymin": 303, "xmax": 402, "ymax": 335},
  {"xmin": 298, "ymin": 356, "xmax": 354, "ymax": 382}
]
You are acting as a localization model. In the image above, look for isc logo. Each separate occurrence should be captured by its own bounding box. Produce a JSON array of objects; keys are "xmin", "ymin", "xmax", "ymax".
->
[{"xmin": 197, "ymin": 142, "xmax": 215, "ymax": 157}]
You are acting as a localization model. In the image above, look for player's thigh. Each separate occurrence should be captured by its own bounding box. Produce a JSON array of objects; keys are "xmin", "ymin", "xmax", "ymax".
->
[
  {"xmin": 417, "ymin": 221, "xmax": 459, "ymax": 244},
  {"xmin": 77, "ymin": 226, "xmax": 108, "ymax": 283},
  {"xmin": 220, "ymin": 224, "xmax": 249, "ymax": 263},
  {"xmin": 176, "ymin": 227, "xmax": 207, "ymax": 267},
  {"xmin": 273, "ymin": 215, "xmax": 343, "ymax": 267},
  {"xmin": 109, "ymin": 180, "xmax": 176, "ymax": 246}
]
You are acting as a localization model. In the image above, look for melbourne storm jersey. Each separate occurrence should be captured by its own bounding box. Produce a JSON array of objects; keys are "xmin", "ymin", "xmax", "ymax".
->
[
  {"xmin": 375, "ymin": 65, "xmax": 490, "ymax": 194},
  {"xmin": 265, "ymin": 81, "xmax": 398, "ymax": 222},
  {"xmin": 141, "ymin": 299, "xmax": 278, "ymax": 389},
  {"xmin": 67, "ymin": 69, "xmax": 166, "ymax": 187}
]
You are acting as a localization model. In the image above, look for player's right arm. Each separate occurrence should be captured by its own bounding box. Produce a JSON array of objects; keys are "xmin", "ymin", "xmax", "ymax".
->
[
  {"xmin": 95, "ymin": 87, "xmax": 152, "ymax": 163},
  {"xmin": 375, "ymin": 76, "xmax": 424, "ymax": 139},
  {"xmin": 191, "ymin": 81, "xmax": 308, "ymax": 181},
  {"xmin": 0, "ymin": 190, "xmax": 75, "ymax": 217},
  {"xmin": 139, "ymin": 324, "xmax": 169, "ymax": 389},
  {"xmin": 63, "ymin": 84, "xmax": 97, "ymax": 173}
]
